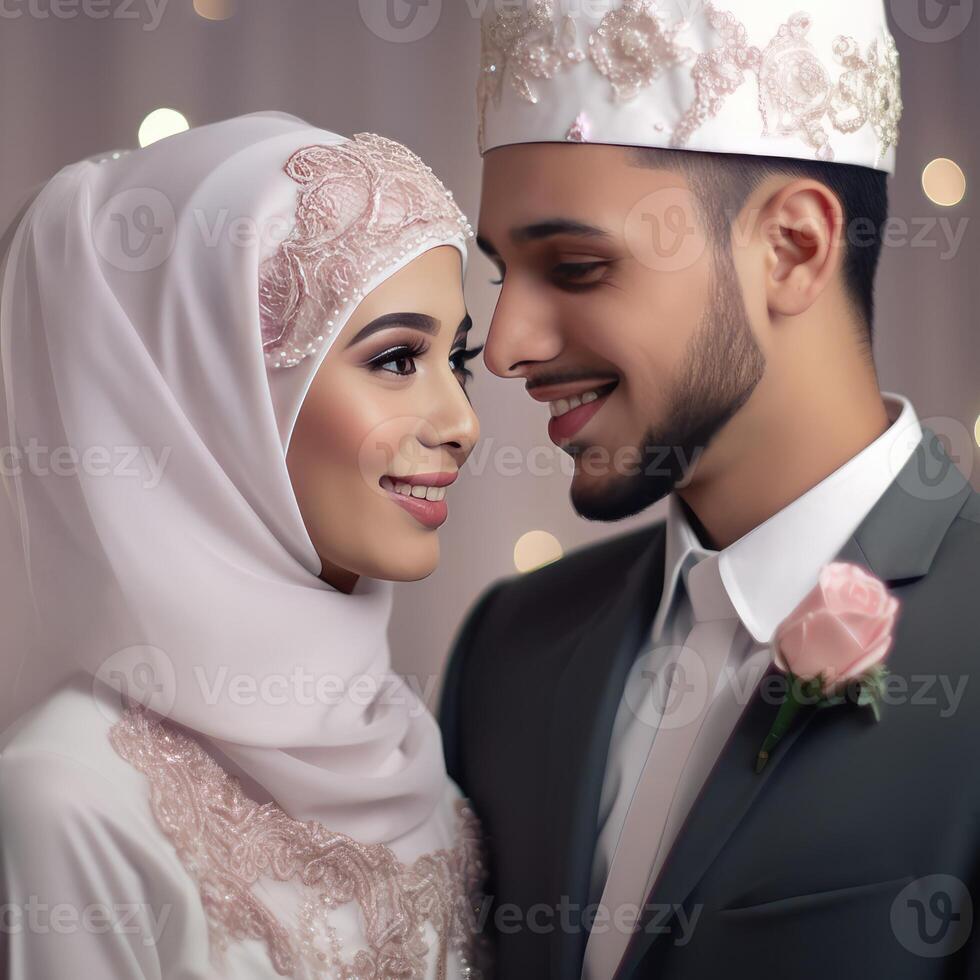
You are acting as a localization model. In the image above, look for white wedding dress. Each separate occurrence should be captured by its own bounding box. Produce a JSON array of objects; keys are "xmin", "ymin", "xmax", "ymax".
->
[{"xmin": 0, "ymin": 675, "xmax": 489, "ymax": 979}]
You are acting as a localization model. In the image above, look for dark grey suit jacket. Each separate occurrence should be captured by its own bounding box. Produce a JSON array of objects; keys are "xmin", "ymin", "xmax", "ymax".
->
[{"xmin": 440, "ymin": 429, "xmax": 980, "ymax": 979}]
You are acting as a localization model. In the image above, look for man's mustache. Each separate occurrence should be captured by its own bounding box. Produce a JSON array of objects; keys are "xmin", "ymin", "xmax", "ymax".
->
[{"xmin": 525, "ymin": 368, "xmax": 620, "ymax": 393}]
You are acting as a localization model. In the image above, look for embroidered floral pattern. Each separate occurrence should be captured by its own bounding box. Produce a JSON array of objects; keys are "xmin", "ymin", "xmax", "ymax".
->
[
  {"xmin": 757, "ymin": 13, "xmax": 833, "ymax": 156},
  {"xmin": 565, "ymin": 111, "xmax": 592, "ymax": 142},
  {"xmin": 478, "ymin": 0, "xmax": 901, "ymax": 166},
  {"xmin": 750, "ymin": 9, "xmax": 903, "ymax": 164},
  {"xmin": 829, "ymin": 32, "xmax": 902, "ymax": 163},
  {"xmin": 669, "ymin": 3, "xmax": 903, "ymax": 162},
  {"xmin": 108, "ymin": 704, "xmax": 490, "ymax": 979},
  {"xmin": 259, "ymin": 134, "xmax": 472, "ymax": 369},
  {"xmin": 588, "ymin": 0, "xmax": 693, "ymax": 102},
  {"xmin": 478, "ymin": 0, "xmax": 584, "ymax": 151},
  {"xmin": 671, "ymin": 4, "xmax": 761, "ymax": 150}
]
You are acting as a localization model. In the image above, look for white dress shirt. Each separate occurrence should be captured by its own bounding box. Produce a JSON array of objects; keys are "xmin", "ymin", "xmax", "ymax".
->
[{"xmin": 583, "ymin": 391, "xmax": 923, "ymax": 978}]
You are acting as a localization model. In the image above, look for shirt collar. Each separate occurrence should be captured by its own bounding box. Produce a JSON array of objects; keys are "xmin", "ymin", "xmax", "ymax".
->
[{"xmin": 652, "ymin": 391, "xmax": 922, "ymax": 645}]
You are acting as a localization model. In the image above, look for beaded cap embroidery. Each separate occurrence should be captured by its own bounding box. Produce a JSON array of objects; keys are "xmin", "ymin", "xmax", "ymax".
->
[{"xmin": 478, "ymin": 0, "xmax": 901, "ymax": 171}]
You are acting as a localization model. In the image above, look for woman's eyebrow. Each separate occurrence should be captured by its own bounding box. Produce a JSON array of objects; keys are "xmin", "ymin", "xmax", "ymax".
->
[
  {"xmin": 454, "ymin": 314, "xmax": 473, "ymax": 339},
  {"xmin": 345, "ymin": 312, "xmax": 438, "ymax": 347}
]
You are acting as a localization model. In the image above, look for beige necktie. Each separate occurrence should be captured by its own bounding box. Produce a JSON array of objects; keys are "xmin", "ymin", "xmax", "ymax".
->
[{"xmin": 583, "ymin": 552, "xmax": 740, "ymax": 980}]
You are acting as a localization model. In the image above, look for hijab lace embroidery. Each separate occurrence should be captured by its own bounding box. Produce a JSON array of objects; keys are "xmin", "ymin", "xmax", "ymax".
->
[
  {"xmin": 108, "ymin": 704, "xmax": 490, "ymax": 979},
  {"xmin": 259, "ymin": 134, "xmax": 473, "ymax": 369}
]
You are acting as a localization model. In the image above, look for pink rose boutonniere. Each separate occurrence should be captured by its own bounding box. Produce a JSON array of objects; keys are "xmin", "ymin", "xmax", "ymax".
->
[{"xmin": 755, "ymin": 562, "xmax": 901, "ymax": 773}]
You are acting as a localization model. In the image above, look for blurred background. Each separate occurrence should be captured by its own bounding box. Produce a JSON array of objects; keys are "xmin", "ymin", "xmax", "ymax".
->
[{"xmin": 1, "ymin": 0, "xmax": 977, "ymax": 699}]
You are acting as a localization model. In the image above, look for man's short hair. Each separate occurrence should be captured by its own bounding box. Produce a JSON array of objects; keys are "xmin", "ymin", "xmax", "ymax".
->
[{"xmin": 630, "ymin": 147, "xmax": 889, "ymax": 345}]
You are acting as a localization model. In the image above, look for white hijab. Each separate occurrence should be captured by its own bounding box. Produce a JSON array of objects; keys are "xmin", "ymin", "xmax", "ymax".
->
[{"xmin": 0, "ymin": 111, "xmax": 472, "ymax": 848}]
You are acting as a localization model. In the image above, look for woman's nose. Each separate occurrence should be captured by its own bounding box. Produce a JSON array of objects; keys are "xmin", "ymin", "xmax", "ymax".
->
[{"xmin": 425, "ymin": 371, "xmax": 480, "ymax": 462}]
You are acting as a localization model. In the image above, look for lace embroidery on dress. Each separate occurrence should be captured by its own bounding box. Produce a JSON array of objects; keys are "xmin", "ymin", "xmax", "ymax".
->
[
  {"xmin": 259, "ymin": 134, "xmax": 473, "ymax": 369},
  {"xmin": 107, "ymin": 704, "xmax": 491, "ymax": 980}
]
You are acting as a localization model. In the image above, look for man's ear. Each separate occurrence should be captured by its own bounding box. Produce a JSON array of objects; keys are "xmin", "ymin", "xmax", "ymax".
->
[{"xmin": 759, "ymin": 179, "xmax": 845, "ymax": 318}]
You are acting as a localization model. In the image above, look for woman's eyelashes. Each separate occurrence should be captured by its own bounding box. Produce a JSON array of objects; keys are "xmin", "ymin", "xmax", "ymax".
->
[
  {"xmin": 364, "ymin": 336, "xmax": 483, "ymax": 387},
  {"xmin": 366, "ymin": 338, "xmax": 427, "ymax": 377},
  {"xmin": 450, "ymin": 343, "xmax": 484, "ymax": 385}
]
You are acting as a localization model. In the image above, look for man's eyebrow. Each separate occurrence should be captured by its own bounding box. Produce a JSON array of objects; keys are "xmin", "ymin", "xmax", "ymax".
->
[
  {"xmin": 345, "ymin": 312, "xmax": 438, "ymax": 347},
  {"xmin": 512, "ymin": 219, "xmax": 612, "ymax": 244},
  {"xmin": 476, "ymin": 218, "xmax": 611, "ymax": 257}
]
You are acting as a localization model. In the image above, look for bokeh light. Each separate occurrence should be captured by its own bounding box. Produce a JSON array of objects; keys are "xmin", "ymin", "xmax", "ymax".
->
[
  {"xmin": 138, "ymin": 108, "xmax": 190, "ymax": 148},
  {"xmin": 922, "ymin": 158, "xmax": 967, "ymax": 207},
  {"xmin": 513, "ymin": 530, "xmax": 563, "ymax": 573},
  {"xmin": 193, "ymin": 0, "xmax": 235, "ymax": 20}
]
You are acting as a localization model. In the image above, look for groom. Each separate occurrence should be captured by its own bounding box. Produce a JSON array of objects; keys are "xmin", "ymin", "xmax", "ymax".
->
[{"xmin": 439, "ymin": 1, "xmax": 980, "ymax": 978}]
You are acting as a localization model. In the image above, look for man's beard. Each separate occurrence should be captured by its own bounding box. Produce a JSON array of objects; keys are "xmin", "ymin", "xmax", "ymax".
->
[{"xmin": 571, "ymin": 250, "xmax": 766, "ymax": 522}]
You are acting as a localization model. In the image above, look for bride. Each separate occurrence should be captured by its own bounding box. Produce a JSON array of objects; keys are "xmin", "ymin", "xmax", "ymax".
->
[{"xmin": 0, "ymin": 112, "xmax": 489, "ymax": 978}]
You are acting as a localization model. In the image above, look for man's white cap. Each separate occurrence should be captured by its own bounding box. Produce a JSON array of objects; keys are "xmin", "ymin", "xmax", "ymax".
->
[{"xmin": 478, "ymin": 0, "xmax": 902, "ymax": 173}]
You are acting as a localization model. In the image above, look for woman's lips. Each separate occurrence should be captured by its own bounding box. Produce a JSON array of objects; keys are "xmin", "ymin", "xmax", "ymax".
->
[
  {"xmin": 380, "ymin": 472, "xmax": 456, "ymax": 530},
  {"xmin": 547, "ymin": 385, "xmax": 616, "ymax": 445},
  {"xmin": 385, "ymin": 491, "xmax": 448, "ymax": 529}
]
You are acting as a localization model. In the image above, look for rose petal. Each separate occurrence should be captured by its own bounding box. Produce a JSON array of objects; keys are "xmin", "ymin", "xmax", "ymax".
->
[
  {"xmin": 772, "ymin": 619, "xmax": 804, "ymax": 674},
  {"xmin": 825, "ymin": 565, "xmax": 885, "ymax": 618},
  {"xmin": 836, "ymin": 609, "xmax": 885, "ymax": 649},
  {"xmin": 854, "ymin": 609, "xmax": 895, "ymax": 654},
  {"xmin": 839, "ymin": 634, "xmax": 893, "ymax": 684},
  {"xmin": 843, "ymin": 581, "xmax": 875, "ymax": 617},
  {"xmin": 776, "ymin": 610, "xmax": 864, "ymax": 685}
]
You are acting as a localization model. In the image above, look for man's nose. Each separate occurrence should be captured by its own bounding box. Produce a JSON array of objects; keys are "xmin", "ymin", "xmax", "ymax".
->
[{"xmin": 482, "ymin": 281, "xmax": 563, "ymax": 378}]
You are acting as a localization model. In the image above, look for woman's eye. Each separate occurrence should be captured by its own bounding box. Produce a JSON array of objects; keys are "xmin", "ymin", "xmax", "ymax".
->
[
  {"xmin": 368, "ymin": 345, "xmax": 422, "ymax": 377},
  {"xmin": 382, "ymin": 357, "xmax": 415, "ymax": 374},
  {"xmin": 450, "ymin": 345, "xmax": 484, "ymax": 386},
  {"xmin": 378, "ymin": 354, "xmax": 416, "ymax": 376}
]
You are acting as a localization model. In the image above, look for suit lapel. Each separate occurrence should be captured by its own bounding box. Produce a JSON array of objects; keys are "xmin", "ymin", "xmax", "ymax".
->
[
  {"xmin": 548, "ymin": 523, "xmax": 667, "ymax": 980},
  {"xmin": 615, "ymin": 427, "xmax": 973, "ymax": 979}
]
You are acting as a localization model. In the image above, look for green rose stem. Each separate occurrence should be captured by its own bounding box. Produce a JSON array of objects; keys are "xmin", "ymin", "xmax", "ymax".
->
[{"xmin": 755, "ymin": 673, "xmax": 823, "ymax": 773}]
